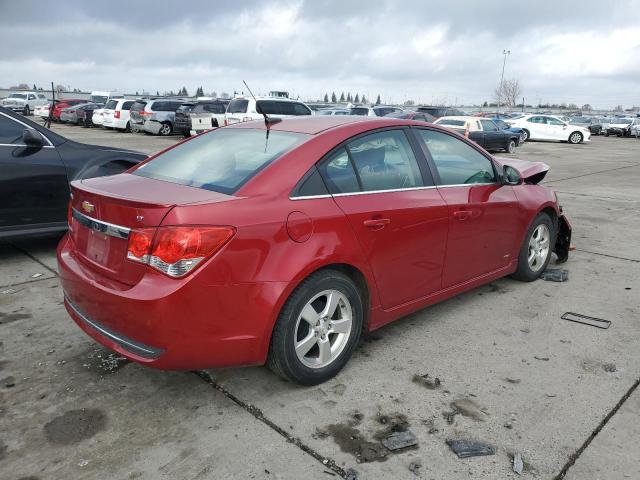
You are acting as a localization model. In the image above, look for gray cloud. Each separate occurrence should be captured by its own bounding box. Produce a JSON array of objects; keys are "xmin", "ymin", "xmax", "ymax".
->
[{"xmin": 1, "ymin": 0, "xmax": 639, "ymax": 108}]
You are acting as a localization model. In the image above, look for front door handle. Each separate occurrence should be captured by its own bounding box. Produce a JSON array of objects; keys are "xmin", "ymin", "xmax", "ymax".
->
[
  {"xmin": 453, "ymin": 210, "xmax": 472, "ymax": 220},
  {"xmin": 363, "ymin": 218, "xmax": 391, "ymax": 229}
]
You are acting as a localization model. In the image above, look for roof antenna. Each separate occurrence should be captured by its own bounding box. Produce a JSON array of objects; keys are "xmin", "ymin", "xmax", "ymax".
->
[{"xmin": 243, "ymin": 80, "xmax": 281, "ymax": 129}]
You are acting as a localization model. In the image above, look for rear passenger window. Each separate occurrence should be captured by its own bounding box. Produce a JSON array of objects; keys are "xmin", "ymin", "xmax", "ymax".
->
[
  {"xmin": 292, "ymin": 103, "xmax": 311, "ymax": 115},
  {"xmin": 318, "ymin": 148, "xmax": 360, "ymax": 194},
  {"xmin": 347, "ymin": 130, "xmax": 423, "ymax": 192},
  {"xmin": 122, "ymin": 101, "xmax": 134, "ymax": 110},
  {"xmin": 416, "ymin": 129, "xmax": 496, "ymax": 185},
  {"xmin": 292, "ymin": 167, "xmax": 329, "ymax": 197}
]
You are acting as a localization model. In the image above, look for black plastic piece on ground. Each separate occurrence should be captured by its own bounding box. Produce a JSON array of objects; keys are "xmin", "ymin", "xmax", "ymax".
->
[
  {"xmin": 446, "ymin": 440, "xmax": 495, "ymax": 458},
  {"xmin": 541, "ymin": 268, "xmax": 569, "ymax": 282},
  {"xmin": 561, "ymin": 312, "xmax": 611, "ymax": 329}
]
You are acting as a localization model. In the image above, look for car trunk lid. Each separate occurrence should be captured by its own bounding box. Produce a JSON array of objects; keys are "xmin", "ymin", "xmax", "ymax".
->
[{"xmin": 69, "ymin": 173, "xmax": 234, "ymax": 286}]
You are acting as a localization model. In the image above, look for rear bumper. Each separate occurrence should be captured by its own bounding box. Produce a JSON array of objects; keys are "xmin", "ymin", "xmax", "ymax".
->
[
  {"xmin": 57, "ymin": 234, "xmax": 286, "ymax": 370},
  {"xmin": 143, "ymin": 119, "xmax": 162, "ymax": 134}
]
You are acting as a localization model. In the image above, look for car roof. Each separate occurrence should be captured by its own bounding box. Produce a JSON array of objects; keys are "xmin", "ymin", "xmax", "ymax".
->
[
  {"xmin": 231, "ymin": 96, "xmax": 304, "ymax": 103},
  {"xmin": 436, "ymin": 116, "xmax": 480, "ymax": 121},
  {"xmin": 229, "ymin": 115, "xmax": 443, "ymax": 136}
]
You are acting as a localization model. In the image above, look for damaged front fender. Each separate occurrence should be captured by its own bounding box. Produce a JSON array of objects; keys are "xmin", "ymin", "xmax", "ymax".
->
[{"xmin": 554, "ymin": 215, "xmax": 572, "ymax": 264}]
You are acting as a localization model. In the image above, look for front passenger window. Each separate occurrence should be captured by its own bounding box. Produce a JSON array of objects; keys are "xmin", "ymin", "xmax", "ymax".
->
[{"xmin": 417, "ymin": 129, "xmax": 496, "ymax": 186}]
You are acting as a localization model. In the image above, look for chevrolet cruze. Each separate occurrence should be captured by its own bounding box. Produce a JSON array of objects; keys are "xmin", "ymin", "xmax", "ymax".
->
[{"xmin": 58, "ymin": 116, "xmax": 571, "ymax": 385}]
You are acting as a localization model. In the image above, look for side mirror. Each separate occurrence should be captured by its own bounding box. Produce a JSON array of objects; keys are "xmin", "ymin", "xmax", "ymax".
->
[
  {"xmin": 22, "ymin": 129, "xmax": 45, "ymax": 147},
  {"xmin": 502, "ymin": 165, "xmax": 522, "ymax": 185}
]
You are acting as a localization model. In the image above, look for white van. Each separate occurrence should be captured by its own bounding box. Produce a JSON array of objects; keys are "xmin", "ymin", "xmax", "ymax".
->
[
  {"xmin": 225, "ymin": 96, "xmax": 312, "ymax": 125},
  {"xmin": 90, "ymin": 91, "xmax": 124, "ymax": 104}
]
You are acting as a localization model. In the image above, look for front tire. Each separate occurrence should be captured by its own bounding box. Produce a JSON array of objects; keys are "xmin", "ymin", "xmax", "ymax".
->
[
  {"xmin": 268, "ymin": 270, "xmax": 363, "ymax": 385},
  {"xmin": 506, "ymin": 139, "xmax": 516, "ymax": 153},
  {"xmin": 568, "ymin": 131, "xmax": 583, "ymax": 144},
  {"xmin": 23, "ymin": 105, "xmax": 31, "ymax": 116},
  {"xmin": 512, "ymin": 213, "xmax": 555, "ymax": 282}
]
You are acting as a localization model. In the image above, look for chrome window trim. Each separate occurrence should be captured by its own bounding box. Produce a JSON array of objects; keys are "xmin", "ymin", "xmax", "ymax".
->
[
  {"xmin": 332, "ymin": 185, "xmax": 438, "ymax": 197},
  {"xmin": 71, "ymin": 208, "xmax": 130, "ymax": 239},
  {"xmin": 289, "ymin": 194, "xmax": 333, "ymax": 201},
  {"xmin": 436, "ymin": 182, "xmax": 496, "ymax": 188},
  {"xmin": 289, "ymin": 183, "xmax": 498, "ymax": 200},
  {"xmin": 0, "ymin": 111, "xmax": 54, "ymax": 146}
]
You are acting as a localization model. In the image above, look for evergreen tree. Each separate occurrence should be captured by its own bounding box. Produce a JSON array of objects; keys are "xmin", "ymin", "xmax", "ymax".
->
[
  {"xmin": 212, "ymin": 91, "xmax": 218, "ymax": 98},
  {"xmin": 156, "ymin": 91, "xmax": 160, "ymax": 96},
  {"xmin": 375, "ymin": 94, "xmax": 381, "ymax": 105},
  {"xmin": 347, "ymin": 92, "xmax": 352, "ymax": 102},
  {"xmin": 354, "ymin": 93, "xmax": 360, "ymax": 103},
  {"xmin": 361, "ymin": 95, "xmax": 367, "ymax": 104},
  {"xmin": 195, "ymin": 86, "xmax": 204, "ymax": 97},
  {"xmin": 339, "ymin": 92, "xmax": 345, "ymax": 102},
  {"xmin": 323, "ymin": 93, "xmax": 329, "ymax": 102},
  {"xmin": 33, "ymin": 83, "xmax": 37, "ymax": 90},
  {"xmin": 482, "ymin": 101, "xmax": 488, "ymax": 107},
  {"xmin": 331, "ymin": 92, "xmax": 337, "ymax": 103}
]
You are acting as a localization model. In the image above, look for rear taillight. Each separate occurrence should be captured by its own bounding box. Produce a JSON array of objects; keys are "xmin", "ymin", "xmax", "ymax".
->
[
  {"xmin": 139, "ymin": 110, "xmax": 152, "ymax": 116},
  {"xmin": 224, "ymin": 119, "xmax": 229, "ymax": 126},
  {"xmin": 126, "ymin": 226, "xmax": 235, "ymax": 278},
  {"xmin": 242, "ymin": 117, "xmax": 252, "ymax": 122},
  {"xmin": 114, "ymin": 111, "xmax": 121, "ymax": 119}
]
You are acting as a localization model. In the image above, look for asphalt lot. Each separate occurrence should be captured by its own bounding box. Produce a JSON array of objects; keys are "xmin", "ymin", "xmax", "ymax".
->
[{"xmin": 1, "ymin": 122, "xmax": 639, "ymax": 479}]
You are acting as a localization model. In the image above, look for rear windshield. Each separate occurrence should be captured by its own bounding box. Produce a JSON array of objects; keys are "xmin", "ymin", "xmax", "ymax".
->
[
  {"xmin": 194, "ymin": 102, "xmax": 226, "ymax": 114},
  {"xmin": 9, "ymin": 93, "xmax": 27, "ymax": 99},
  {"xmin": 227, "ymin": 99, "xmax": 249, "ymax": 113},
  {"xmin": 131, "ymin": 101, "xmax": 147, "ymax": 112},
  {"xmin": 418, "ymin": 107, "xmax": 445, "ymax": 116},
  {"xmin": 437, "ymin": 119, "xmax": 466, "ymax": 127},
  {"xmin": 350, "ymin": 107, "xmax": 369, "ymax": 116},
  {"xmin": 177, "ymin": 104, "xmax": 195, "ymax": 113},
  {"xmin": 133, "ymin": 129, "xmax": 310, "ymax": 194},
  {"xmin": 256, "ymin": 100, "xmax": 311, "ymax": 116},
  {"xmin": 105, "ymin": 100, "xmax": 118, "ymax": 109},
  {"xmin": 151, "ymin": 101, "xmax": 182, "ymax": 112}
]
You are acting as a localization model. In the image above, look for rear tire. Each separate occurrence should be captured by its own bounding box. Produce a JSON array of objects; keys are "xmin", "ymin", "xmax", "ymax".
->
[
  {"xmin": 521, "ymin": 129, "xmax": 530, "ymax": 141},
  {"xmin": 158, "ymin": 122, "xmax": 172, "ymax": 136},
  {"xmin": 512, "ymin": 213, "xmax": 555, "ymax": 282},
  {"xmin": 604, "ymin": 131, "xmax": 609, "ymax": 137},
  {"xmin": 23, "ymin": 105, "xmax": 31, "ymax": 116},
  {"xmin": 124, "ymin": 121, "xmax": 131, "ymax": 133},
  {"xmin": 268, "ymin": 270, "xmax": 363, "ymax": 385}
]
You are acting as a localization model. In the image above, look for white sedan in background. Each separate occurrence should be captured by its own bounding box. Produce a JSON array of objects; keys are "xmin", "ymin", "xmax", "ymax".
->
[
  {"xmin": 507, "ymin": 114, "xmax": 591, "ymax": 144},
  {"xmin": 34, "ymin": 103, "xmax": 51, "ymax": 119}
]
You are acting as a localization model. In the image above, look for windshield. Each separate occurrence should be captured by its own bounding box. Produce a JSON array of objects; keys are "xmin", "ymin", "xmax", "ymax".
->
[
  {"xmin": 105, "ymin": 100, "xmax": 118, "ymax": 110},
  {"xmin": 613, "ymin": 119, "xmax": 632, "ymax": 125},
  {"xmin": 437, "ymin": 119, "xmax": 466, "ymax": 127},
  {"xmin": 350, "ymin": 107, "xmax": 369, "ymax": 116},
  {"xmin": 90, "ymin": 95, "xmax": 109, "ymax": 103},
  {"xmin": 134, "ymin": 128, "xmax": 310, "ymax": 194},
  {"xmin": 8, "ymin": 93, "xmax": 27, "ymax": 99},
  {"xmin": 227, "ymin": 99, "xmax": 249, "ymax": 114}
]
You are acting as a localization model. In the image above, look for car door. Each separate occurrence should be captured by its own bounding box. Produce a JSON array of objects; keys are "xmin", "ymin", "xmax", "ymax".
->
[
  {"xmin": 318, "ymin": 128, "xmax": 449, "ymax": 309},
  {"xmin": 0, "ymin": 113, "xmax": 69, "ymax": 232},
  {"xmin": 524, "ymin": 116, "xmax": 549, "ymax": 140},
  {"xmin": 546, "ymin": 116, "xmax": 568, "ymax": 140},
  {"xmin": 413, "ymin": 128, "xmax": 520, "ymax": 288},
  {"xmin": 479, "ymin": 119, "xmax": 504, "ymax": 150}
]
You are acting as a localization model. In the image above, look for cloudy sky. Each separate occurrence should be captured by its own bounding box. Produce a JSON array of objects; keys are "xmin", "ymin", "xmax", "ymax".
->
[{"xmin": 1, "ymin": 0, "xmax": 639, "ymax": 108}]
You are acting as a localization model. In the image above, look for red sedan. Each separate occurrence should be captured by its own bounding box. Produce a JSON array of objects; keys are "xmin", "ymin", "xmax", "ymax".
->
[
  {"xmin": 58, "ymin": 116, "xmax": 571, "ymax": 385},
  {"xmin": 52, "ymin": 99, "xmax": 86, "ymax": 121}
]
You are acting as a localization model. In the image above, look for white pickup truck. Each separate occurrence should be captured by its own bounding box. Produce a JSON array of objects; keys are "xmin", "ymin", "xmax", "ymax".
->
[
  {"xmin": 188, "ymin": 100, "xmax": 229, "ymax": 135},
  {"xmin": 1, "ymin": 91, "xmax": 48, "ymax": 115}
]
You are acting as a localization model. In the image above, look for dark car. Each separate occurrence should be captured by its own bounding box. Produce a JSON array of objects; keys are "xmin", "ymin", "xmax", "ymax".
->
[
  {"xmin": 416, "ymin": 106, "xmax": 465, "ymax": 118},
  {"xmin": 80, "ymin": 103, "xmax": 105, "ymax": 128},
  {"xmin": 493, "ymin": 118, "xmax": 527, "ymax": 145},
  {"xmin": 435, "ymin": 116, "xmax": 521, "ymax": 153},
  {"xmin": 0, "ymin": 106, "xmax": 147, "ymax": 238},
  {"xmin": 173, "ymin": 102, "xmax": 196, "ymax": 137},
  {"xmin": 384, "ymin": 110, "xmax": 436, "ymax": 123},
  {"xmin": 570, "ymin": 117, "xmax": 602, "ymax": 135}
]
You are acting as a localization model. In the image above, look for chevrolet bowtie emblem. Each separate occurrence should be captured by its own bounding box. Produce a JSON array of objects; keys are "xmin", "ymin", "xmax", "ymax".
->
[{"xmin": 81, "ymin": 201, "xmax": 95, "ymax": 214}]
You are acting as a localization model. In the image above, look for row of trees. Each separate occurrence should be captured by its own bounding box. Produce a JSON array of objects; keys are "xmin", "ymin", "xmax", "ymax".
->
[{"xmin": 321, "ymin": 92, "xmax": 382, "ymax": 105}]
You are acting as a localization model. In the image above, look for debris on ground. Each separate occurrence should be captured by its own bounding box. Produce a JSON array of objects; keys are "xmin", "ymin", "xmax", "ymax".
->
[
  {"xmin": 2, "ymin": 376, "xmax": 16, "ymax": 388},
  {"xmin": 412, "ymin": 373, "xmax": 441, "ymax": 389},
  {"xmin": 603, "ymin": 363, "xmax": 617, "ymax": 373},
  {"xmin": 1, "ymin": 288, "xmax": 19, "ymax": 295},
  {"xmin": 534, "ymin": 356, "xmax": 550, "ymax": 361},
  {"xmin": 408, "ymin": 461, "xmax": 421, "ymax": 476},
  {"xmin": 381, "ymin": 430, "xmax": 418, "ymax": 451},
  {"xmin": 504, "ymin": 422, "xmax": 513, "ymax": 429},
  {"xmin": 31, "ymin": 273, "xmax": 44, "ymax": 278},
  {"xmin": 505, "ymin": 377, "xmax": 521, "ymax": 384},
  {"xmin": 540, "ymin": 268, "xmax": 569, "ymax": 282},
  {"xmin": 513, "ymin": 453, "xmax": 524, "ymax": 475},
  {"xmin": 561, "ymin": 312, "xmax": 611, "ymax": 329},
  {"xmin": 446, "ymin": 440, "xmax": 495, "ymax": 458},
  {"xmin": 450, "ymin": 399, "xmax": 488, "ymax": 421},
  {"xmin": 345, "ymin": 468, "xmax": 358, "ymax": 480}
]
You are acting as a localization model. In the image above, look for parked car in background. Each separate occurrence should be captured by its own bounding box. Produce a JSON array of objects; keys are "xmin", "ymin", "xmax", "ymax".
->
[
  {"xmin": 435, "ymin": 116, "xmax": 521, "ymax": 153},
  {"xmin": 415, "ymin": 106, "xmax": 465, "ymax": 118},
  {"xmin": 317, "ymin": 109, "xmax": 351, "ymax": 115},
  {"xmin": 477, "ymin": 112, "xmax": 514, "ymax": 120},
  {"xmin": 0, "ymin": 106, "xmax": 146, "ymax": 238},
  {"xmin": 631, "ymin": 122, "xmax": 640, "ymax": 138},
  {"xmin": 506, "ymin": 114, "xmax": 590, "ymax": 144},
  {"xmin": 59, "ymin": 103, "xmax": 92, "ymax": 124},
  {"xmin": 173, "ymin": 102, "xmax": 196, "ymax": 137},
  {"xmin": 225, "ymin": 96, "xmax": 312, "ymax": 125},
  {"xmin": 90, "ymin": 91, "xmax": 124, "ymax": 104},
  {"xmin": 52, "ymin": 99, "xmax": 87, "ymax": 121},
  {"xmin": 604, "ymin": 118, "xmax": 639, "ymax": 137},
  {"xmin": 0, "ymin": 91, "xmax": 48, "ymax": 115},
  {"xmin": 349, "ymin": 106, "xmax": 403, "ymax": 117},
  {"xmin": 91, "ymin": 106, "xmax": 107, "ymax": 127},
  {"xmin": 34, "ymin": 103, "xmax": 50, "ymax": 119},
  {"xmin": 57, "ymin": 116, "xmax": 571, "ymax": 385},
  {"xmin": 188, "ymin": 100, "xmax": 230, "ymax": 136},
  {"xmin": 384, "ymin": 110, "xmax": 435, "ymax": 123},
  {"xmin": 102, "ymin": 99, "xmax": 136, "ymax": 132},
  {"xmin": 82, "ymin": 104, "xmax": 105, "ymax": 128},
  {"xmin": 569, "ymin": 117, "xmax": 602, "ymax": 135},
  {"xmin": 129, "ymin": 99, "xmax": 186, "ymax": 136},
  {"xmin": 492, "ymin": 118, "xmax": 527, "ymax": 145}
]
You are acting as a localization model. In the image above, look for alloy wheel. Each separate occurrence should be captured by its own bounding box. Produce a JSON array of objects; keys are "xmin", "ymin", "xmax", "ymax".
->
[
  {"xmin": 527, "ymin": 224, "xmax": 550, "ymax": 272},
  {"xmin": 294, "ymin": 290, "xmax": 353, "ymax": 369},
  {"xmin": 570, "ymin": 132, "xmax": 582, "ymax": 144}
]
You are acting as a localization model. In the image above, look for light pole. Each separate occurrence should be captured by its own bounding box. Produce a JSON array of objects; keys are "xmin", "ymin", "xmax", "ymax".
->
[{"xmin": 499, "ymin": 49, "xmax": 511, "ymax": 110}]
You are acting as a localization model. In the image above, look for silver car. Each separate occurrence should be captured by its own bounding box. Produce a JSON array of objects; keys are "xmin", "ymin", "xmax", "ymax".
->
[{"xmin": 129, "ymin": 99, "xmax": 187, "ymax": 136}]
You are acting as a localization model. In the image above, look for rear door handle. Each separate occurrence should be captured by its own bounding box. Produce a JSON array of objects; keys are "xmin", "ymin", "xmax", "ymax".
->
[
  {"xmin": 453, "ymin": 210, "xmax": 472, "ymax": 220},
  {"xmin": 363, "ymin": 218, "xmax": 391, "ymax": 229}
]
